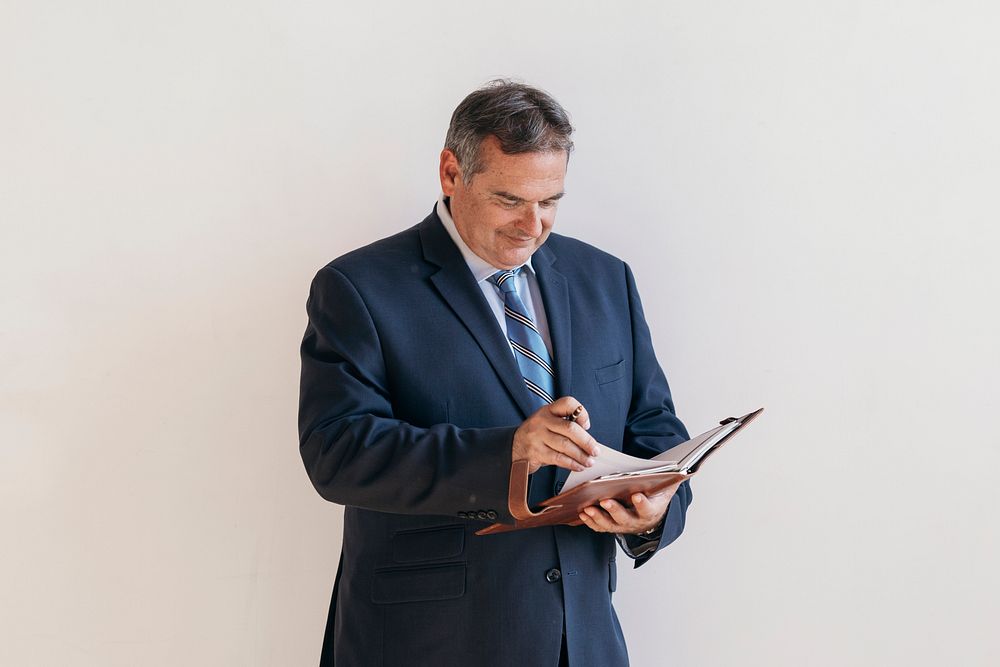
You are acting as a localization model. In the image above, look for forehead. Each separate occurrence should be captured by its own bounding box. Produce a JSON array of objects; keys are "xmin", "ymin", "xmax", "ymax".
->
[{"xmin": 474, "ymin": 137, "xmax": 567, "ymax": 198}]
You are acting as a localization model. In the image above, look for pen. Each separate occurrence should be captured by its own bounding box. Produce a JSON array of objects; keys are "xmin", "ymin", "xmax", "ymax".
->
[{"xmin": 564, "ymin": 405, "xmax": 584, "ymax": 423}]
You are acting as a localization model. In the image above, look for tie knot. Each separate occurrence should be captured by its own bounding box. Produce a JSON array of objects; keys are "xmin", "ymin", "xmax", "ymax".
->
[{"xmin": 490, "ymin": 268, "xmax": 521, "ymax": 294}]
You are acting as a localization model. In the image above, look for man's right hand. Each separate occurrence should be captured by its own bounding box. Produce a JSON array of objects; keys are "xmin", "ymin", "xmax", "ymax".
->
[{"xmin": 512, "ymin": 397, "xmax": 600, "ymax": 473}]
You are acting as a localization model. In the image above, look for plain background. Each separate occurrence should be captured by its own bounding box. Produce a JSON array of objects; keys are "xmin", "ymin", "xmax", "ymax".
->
[{"xmin": 2, "ymin": 1, "xmax": 998, "ymax": 665}]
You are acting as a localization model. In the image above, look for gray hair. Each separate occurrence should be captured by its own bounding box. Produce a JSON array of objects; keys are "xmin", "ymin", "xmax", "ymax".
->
[{"xmin": 444, "ymin": 79, "xmax": 574, "ymax": 183}]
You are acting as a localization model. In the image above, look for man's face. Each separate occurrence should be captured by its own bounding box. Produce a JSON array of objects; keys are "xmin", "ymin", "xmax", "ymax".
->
[{"xmin": 439, "ymin": 135, "xmax": 567, "ymax": 270}]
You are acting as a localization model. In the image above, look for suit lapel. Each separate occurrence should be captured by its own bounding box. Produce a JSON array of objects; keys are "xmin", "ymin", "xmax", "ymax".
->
[
  {"xmin": 532, "ymin": 243, "xmax": 574, "ymax": 492},
  {"xmin": 532, "ymin": 244, "xmax": 572, "ymax": 400},
  {"xmin": 419, "ymin": 213, "xmax": 537, "ymax": 419}
]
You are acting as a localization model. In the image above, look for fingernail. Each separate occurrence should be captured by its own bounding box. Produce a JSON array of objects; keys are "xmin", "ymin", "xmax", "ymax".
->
[
  {"xmin": 600, "ymin": 500, "xmax": 612, "ymax": 509},
  {"xmin": 633, "ymin": 494, "xmax": 643, "ymax": 504},
  {"xmin": 586, "ymin": 457, "xmax": 595, "ymax": 467},
  {"xmin": 585, "ymin": 508, "xmax": 596, "ymax": 516}
]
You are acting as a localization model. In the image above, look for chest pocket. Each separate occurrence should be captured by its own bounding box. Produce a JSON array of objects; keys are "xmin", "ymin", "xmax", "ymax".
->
[
  {"xmin": 592, "ymin": 359, "xmax": 628, "ymax": 447},
  {"xmin": 594, "ymin": 359, "xmax": 625, "ymax": 385}
]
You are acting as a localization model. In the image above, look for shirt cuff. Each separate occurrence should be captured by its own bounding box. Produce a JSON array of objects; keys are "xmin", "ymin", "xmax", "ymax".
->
[{"xmin": 615, "ymin": 518, "xmax": 664, "ymax": 559}]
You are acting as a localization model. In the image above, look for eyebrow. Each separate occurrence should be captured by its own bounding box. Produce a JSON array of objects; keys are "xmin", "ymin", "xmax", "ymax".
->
[{"xmin": 491, "ymin": 190, "xmax": 566, "ymax": 203}]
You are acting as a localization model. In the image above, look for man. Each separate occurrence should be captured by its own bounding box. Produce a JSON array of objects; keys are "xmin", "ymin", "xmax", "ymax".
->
[{"xmin": 299, "ymin": 80, "xmax": 692, "ymax": 667}]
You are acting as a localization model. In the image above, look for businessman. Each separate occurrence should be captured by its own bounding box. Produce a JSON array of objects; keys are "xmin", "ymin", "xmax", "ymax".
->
[{"xmin": 299, "ymin": 80, "xmax": 692, "ymax": 666}]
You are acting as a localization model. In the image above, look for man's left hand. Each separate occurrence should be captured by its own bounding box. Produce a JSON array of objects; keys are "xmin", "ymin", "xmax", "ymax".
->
[{"xmin": 577, "ymin": 492, "xmax": 672, "ymax": 535}]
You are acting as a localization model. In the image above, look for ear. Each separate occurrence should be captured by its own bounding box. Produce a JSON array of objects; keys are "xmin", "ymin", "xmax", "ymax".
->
[{"xmin": 439, "ymin": 149, "xmax": 461, "ymax": 196}]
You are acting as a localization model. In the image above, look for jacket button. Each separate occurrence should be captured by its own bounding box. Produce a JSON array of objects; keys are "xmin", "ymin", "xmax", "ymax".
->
[
  {"xmin": 486, "ymin": 510, "xmax": 497, "ymax": 520},
  {"xmin": 476, "ymin": 510, "xmax": 488, "ymax": 520},
  {"xmin": 545, "ymin": 568, "xmax": 562, "ymax": 583},
  {"xmin": 457, "ymin": 511, "xmax": 467, "ymax": 519}
]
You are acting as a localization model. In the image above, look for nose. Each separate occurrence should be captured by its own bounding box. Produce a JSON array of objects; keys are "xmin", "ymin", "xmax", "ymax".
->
[{"xmin": 516, "ymin": 204, "xmax": 543, "ymax": 236}]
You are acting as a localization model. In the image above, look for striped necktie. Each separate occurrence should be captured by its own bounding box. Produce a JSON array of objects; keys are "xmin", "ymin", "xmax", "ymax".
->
[
  {"xmin": 491, "ymin": 267, "xmax": 558, "ymax": 505},
  {"xmin": 490, "ymin": 268, "xmax": 556, "ymax": 408}
]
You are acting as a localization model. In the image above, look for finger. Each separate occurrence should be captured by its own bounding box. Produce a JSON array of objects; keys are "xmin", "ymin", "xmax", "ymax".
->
[
  {"xmin": 545, "ymin": 450, "xmax": 586, "ymax": 472},
  {"xmin": 630, "ymin": 494, "xmax": 669, "ymax": 533},
  {"xmin": 582, "ymin": 505, "xmax": 620, "ymax": 533},
  {"xmin": 632, "ymin": 491, "xmax": 672, "ymax": 520},
  {"xmin": 550, "ymin": 420, "xmax": 600, "ymax": 458},
  {"xmin": 631, "ymin": 493, "xmax": 653, "ymax": 520},
  {"xmin": 548, "ymin": 395, "xmax": 583, "ymax": 414},
  {"xmin": 548, "ymin": 396, "xmax": 592, "ymax": 431},
  {"xmin": 547, "ymin": 396, "xmax": 582, "ymax": 418},
  {"xmin": 540, "ymin": 431, "xmax": 595, "ymax": 468},
  {"xmin": 599, "ymin": 498, "xmax": 638, "ymax": 526},
  {"xmin": 530, "ymin": 441, "xmax": 586, "ymax": 472},
  {"xmin": 578, "ymin": 508, "xmax": 605, "ymax": 532},
  {"xmin": 565, "ymin": 421, "xmax": 600, "ymax": 456},
  {"xmin": 567, "ymin": 402, "xmax": 591, "ymax": 431}
]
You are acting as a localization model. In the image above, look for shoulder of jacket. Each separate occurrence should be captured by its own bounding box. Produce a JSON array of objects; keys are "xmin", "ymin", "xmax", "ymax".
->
[
  {"xmin": 543, "ymin": 232, "xmax": 626, "ymax": 269},
  {"xmin": 318, "ymin": 224, "xmax": 423, "ymax": 279}
]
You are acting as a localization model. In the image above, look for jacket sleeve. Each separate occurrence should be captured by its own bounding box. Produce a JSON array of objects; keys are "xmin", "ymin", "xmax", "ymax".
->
[
  {"xmin": 618, "ymin": 262, "xmax": 694, "ymax": 567},
  {"xmin": 298, "ymin": 265, "xmax": 516, "ymax": 522}
]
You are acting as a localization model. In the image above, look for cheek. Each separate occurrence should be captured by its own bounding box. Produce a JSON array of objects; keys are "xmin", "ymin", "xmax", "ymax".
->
[
  {"xmin": 539, "ymin": 214, "xmax": 557, "ymax": 234},
  {"xmin": 491, "ymin": 214, "xmax": 523, "ymax": 236},
  {"xmin": 465, "ymin": 205, "xmax": 499, "ymax": 239}
]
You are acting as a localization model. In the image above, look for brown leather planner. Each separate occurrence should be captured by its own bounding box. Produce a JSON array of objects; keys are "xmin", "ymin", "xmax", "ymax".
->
[{"xmin": 476, "ymin": 408, "xmax": 763, "ymax": 536}]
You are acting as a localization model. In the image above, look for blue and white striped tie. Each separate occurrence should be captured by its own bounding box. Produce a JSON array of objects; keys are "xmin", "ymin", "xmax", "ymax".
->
[{"xmin": 490, "ymin": 268, "xmax": 556, "ymax": 408}]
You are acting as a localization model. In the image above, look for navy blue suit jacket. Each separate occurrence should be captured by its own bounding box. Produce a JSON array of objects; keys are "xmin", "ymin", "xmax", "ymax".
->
[{"xmin": 299, "ymin": 207, "xmax": 692, "ymax": 666}]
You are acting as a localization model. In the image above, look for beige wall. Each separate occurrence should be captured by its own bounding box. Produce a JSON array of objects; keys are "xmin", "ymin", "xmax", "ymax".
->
[{"xmin": 2, "ymin": 1, "xmax": 998, "ymax": 665}]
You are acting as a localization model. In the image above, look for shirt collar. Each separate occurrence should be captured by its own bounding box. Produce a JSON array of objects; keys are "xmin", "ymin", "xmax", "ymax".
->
[{"xmin": 436, "ymin": 193, "xmax": 535, "ymax": 283}]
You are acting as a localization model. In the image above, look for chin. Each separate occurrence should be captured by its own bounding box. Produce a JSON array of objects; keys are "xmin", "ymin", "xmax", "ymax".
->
[{"xmin": 499, "ymin": 251, "xmax": 532, "ymax": 268}]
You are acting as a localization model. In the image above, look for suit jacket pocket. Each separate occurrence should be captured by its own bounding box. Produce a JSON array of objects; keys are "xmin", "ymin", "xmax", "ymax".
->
[
  {"xmin": 595, "ymin": 359, "xmax": 626, "ymax": 385},
  {"xmin": 392, "ymin": 525, "xmax": 465, "ymax": 563},
  {"xmin": 371, "ymin": 563, "xmax": 466, "ymax": 604}
]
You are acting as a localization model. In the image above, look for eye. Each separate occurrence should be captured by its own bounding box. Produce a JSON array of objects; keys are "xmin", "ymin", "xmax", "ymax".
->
[
  {"xmin": 498, "ymin": 198, "xmax": 519, "ymax": 209},
  {"xmin": 539, "ymin": 200, "xmax": 557, "ymax": 209}
]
